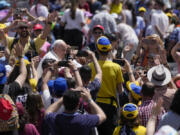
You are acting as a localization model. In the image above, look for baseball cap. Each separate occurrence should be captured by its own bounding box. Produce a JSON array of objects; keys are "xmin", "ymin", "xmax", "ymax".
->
[
  {"xmin": 33, "ymin": 24, "xmax": 43, "ymax": 31},
  {"xmin": 93, "ymin": 25, "xmax": 104, "ymax": 32},
  {"xmin": 48, "ymin": 80, "xmax": 55, "ymax": 95},
  {"xmin": 0, "ymin": 64, "xmax": 6, "ymax": 85},
  {"xmin": 0, "ymin": 96, "xmax": 13, "ymax": 120},
  {"xmin": 126, "ymin": 81, "xmax": 142, "ymax": 101},
  {"xmin": 122, "ymin": 103, "xmax": 138, "ymax": 119},
  {"xmin": 139, "ymin": 7, "xmax": 146, "ymax": 12},
  {"xmin": 96, "ymin": 36, "xmax": 111, "ymax": 52},
  {"xmin": 54, "ymin": 77, "xmax": 68, "ymax": 97}
]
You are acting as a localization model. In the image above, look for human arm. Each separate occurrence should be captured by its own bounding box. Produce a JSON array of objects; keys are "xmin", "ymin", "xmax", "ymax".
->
[
  {"xmin": 146, "ymin": 98, "xmax": 163, "ymax": 135},
  {"xmin": 81, "ymin": 88, "xmax": 106, "ymax": 125},
  {"xmin": 124, "ymin": 59, "xmax": 135, "ymax": 82},
  {"xmin": 45, "ymin": 97, "xmax": 63, "ymax": 115},
  {"xmin": 171, "ymin": 43, "xmax": 180, "ymax": 63},
  {"xmin": 87, "ymin": 50, "xmax": 102, "ymax": 82},
  {"xmin": 0, "ymin": 8, "xmax": 13, "ymax": 23},
  {"xmin": 13, "ymin": 44, "xmax": 27, "ymax": 88},
  {"xmin": 31, "ymin": 57, "xmax": 39, "ymax": 81}
]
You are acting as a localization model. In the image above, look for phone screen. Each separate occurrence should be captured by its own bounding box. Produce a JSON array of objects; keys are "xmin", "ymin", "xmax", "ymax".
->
[{"xmin": 113, "ymin": 59, "xmax": 125, "ymax": 66}]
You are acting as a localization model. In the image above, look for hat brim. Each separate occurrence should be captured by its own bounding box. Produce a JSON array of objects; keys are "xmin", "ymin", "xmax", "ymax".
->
[{"xmin": 147, "ymin": 66, "xmax": 171, "ymax": 86}]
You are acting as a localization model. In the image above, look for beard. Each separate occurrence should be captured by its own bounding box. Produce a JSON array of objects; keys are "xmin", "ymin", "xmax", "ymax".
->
[{"xmin": 20, "ymin": 30, "xmax": 29, "ymax": 38}]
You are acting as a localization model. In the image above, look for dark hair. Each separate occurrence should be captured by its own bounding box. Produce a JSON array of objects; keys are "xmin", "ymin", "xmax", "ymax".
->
[
  {"xmin": 141, "ymin": 82, "xmax": 155, "ymax": 97},
  {"xmin": 170, "ymin": 89, "xmax": 180, "ymax": 115},
  {"xmin": 119, "ymin": 110, "xmax": 140, "ymax": 128},
  {"xmin": 26, "ymin": 92, "xmax": 44, "ymax": 125},
  {"xmin": 70, "ymin": 0, "xmax": 79, "ymax": 20},
  {"xmin": 7, "ymin": 64, "xmax": 31, "ymax": 85},
  {"xmin": 104, "ymin": 33, "xmax": 117, "ymax": 42},
  {"xmin": 66, "ymin": 78, "xmax": 76, "ymax": 89},
  {"xmin": 126, "ymin": 1, "xmax": 137, "ymax": 28},
  {"xmin": 42, "ymin": 58, "xmax": 56, "ymax": 70},
  {"xmin": 63, "ymin": 90, "xmax": 80, "ymax": 111},
  {"xmin": 176, "ymin": 2, "xmax": 180, "ymax": 9},
  {"xmin": 156, "ymin": 0, "xmax": 165, "ymax": 8},
  {"xmin": 79, "ymin": 65, "xmax": 92, "ymax": 83}
]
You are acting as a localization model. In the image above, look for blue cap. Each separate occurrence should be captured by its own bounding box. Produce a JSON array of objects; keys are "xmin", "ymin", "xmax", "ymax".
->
[
  {"xmin": 0, "ymin": 64, "xmax": 6, "ymax": 85},
  {"xmin": 0, "ymin": 1, "xmax": 10, "ymax": 9},
  {"xmin": 96, "ymin": 36, "xmax": 111, "ymax": 52},
  {"xmin": 54, "ymin": 77, "xmax": 67, "ymax": 97},
  {"xmin": 48, "ymin": 80, "xmax": 55, "ymax": 95},
  {"xmin": 122, "ymin": 103, "xmax": 138, "ymax": 119}
]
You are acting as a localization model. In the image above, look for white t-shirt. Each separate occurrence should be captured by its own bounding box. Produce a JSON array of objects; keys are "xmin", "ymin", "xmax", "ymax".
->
[
  {"xmin": 42, "ymin": 89, "xmax": 64, "ymax": 113},
  {"xmin": 151, "ymin": 10, "xmax": 169, "ymax": 37},
  {"xmin": 30, "ymin": 3, "xmax": 49, "ymax": 18},
  {"xmin": 61, "ymin": 8, "xmax": 85, "ymax": 31}
]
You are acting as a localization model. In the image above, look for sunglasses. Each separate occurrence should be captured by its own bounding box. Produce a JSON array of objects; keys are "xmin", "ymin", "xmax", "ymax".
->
[
  {"xmin": 19, "ymin": 26, "xmax": 28, "ymax": 29},
  {"xmin": 94, "ymin": 31, "xmax": 102, "ymax": 35}
]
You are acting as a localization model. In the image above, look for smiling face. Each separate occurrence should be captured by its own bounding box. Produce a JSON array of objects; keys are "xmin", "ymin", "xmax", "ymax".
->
[{"xmin": 17, "ymin": 26, "xmax": 30, "ymax": 38}]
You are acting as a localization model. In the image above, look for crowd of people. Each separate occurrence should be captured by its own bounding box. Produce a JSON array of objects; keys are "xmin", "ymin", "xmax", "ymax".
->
[{"xmin": 0, "ymin": 0, "xmax": 180, "ymax": 135}]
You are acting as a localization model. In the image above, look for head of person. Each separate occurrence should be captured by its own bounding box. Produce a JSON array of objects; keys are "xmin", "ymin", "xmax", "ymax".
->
[
  {"xmin": 96, "ymin": 36, "xmax": 112, "ymax": 56},
  {"xmin": 16, "ymin": 20, "xmax": 31, "ymax": 38},
  {"xmin": 33, "ymin": 24, "xmax": 43, "ymax": 37},
  {"xmin": 138, "ymin": 7, "xmax": 146, "ymax": 17},
  {"xmin": 119, "ymin": 103, "xmax": 140, "ymax": 128},
  {"xmin": 147, "ymin": 65, "xmax": 171, "ymax": 87},
  {"xmin": 63, "ymin": 90, "xmax": 81, "ymax": 112},
  {"xmin": 141, "ymin": 82, "xmax": 155, "ymax": 98},
  {"xmin": 26, "ymin": 92, "xmax": 44, "ymax": 122},
  {"xmin": 51, "ymin": 40, "xmax": 68, "ymax": 59},
  {"xmin": 53, "ymin": 77, "xmax": 68, "ymax": 98},
  {"xmin": 154, "ymin": 0, "xmax": 165, "ymax": 10},
  {"xmin": 126, "ymin": 81, "xmax": 142, "ymax": 105},
  {"xmin": 104, "ymin": 33, "xmax": 118, "ymax": 50},
  {"xmin": 79, "ymin": 65, "xmax": 92, "ymax": 85},
  {"xmin": 170, "ymin": 89, "xmax": 180, "ymax": 115},
  {"xmin": 93, "ymin": 25, "xmax": 104, "ymax": 41}
]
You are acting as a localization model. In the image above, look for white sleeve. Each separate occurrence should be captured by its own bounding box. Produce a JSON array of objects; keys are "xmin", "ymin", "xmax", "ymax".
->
[
  {"xmin": 42, "ymin": 89, "xmax": 52, "ymax": 109},
  {"xmin": 61, "ymin": 10, "xmax": 67, "ymax": 23},
  {"xmin": 79, "ymin": 10, "xmax": 85, "ymax": 24}
]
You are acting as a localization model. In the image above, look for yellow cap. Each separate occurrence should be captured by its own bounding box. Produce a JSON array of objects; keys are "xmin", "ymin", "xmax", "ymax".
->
[
  {"xmin": 29, "ymin": 78, "xmax": 37, "ymax": 92},
  {"xmin": 139, "ymin": 7, "xmax": 146, "ymax": 12},
  {"xmin": 166, "ymin": 13, "xmax": 172, "ymax": 18}
]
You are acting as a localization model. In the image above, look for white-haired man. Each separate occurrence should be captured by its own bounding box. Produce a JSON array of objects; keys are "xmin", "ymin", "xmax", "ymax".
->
[{"xmin": 37, "ymin": 39, "xmax": 69, "ymax": 78}]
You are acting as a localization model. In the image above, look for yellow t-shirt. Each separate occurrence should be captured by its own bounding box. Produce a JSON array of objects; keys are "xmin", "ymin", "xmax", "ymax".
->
[
  {"xmin": 113, "ymin": 125, "xmax": 146, "ymax": 135},
  {"xmin": 6, "ymin": 35, "xmax": 45, "ymax": 54},
  {"xmin": 110, "ymin": 2, "xmax": 122, "ymax": 14},
  {"xmin": 89, "ymin": 60, "xmax": 124, "ymax": 107}
]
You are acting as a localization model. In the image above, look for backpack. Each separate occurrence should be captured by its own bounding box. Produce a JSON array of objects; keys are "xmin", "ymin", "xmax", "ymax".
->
[
  {"xmin": 10, "ymin": 37, "xmax": 38, "ymax": 60},
  {"xmin": 0, "ymin": 94, "xmax": 19, "ymax": 132}
]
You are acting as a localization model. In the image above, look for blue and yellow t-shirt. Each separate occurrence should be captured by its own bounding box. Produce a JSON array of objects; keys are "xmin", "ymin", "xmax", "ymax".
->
[
  {"xmin": 89, "ymin": 60, "xmax": 124, "ymax": 107},
  {"xmin": 113, "ymin": 125, "xmax": 146, "ymax": 135}
]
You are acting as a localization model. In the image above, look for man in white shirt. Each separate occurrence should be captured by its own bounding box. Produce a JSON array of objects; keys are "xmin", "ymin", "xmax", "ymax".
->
[
  {"xmin": 37, "ymin": 39, "xmax": 68, "ymax": 78},
  {"xmin": 150, "ymin": 0, "xmax": 169, "ymax": 39}
]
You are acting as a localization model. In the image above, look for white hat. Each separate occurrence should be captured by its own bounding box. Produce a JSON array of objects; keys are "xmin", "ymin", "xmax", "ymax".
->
[
  {"xmin": 147, "ymin": 65, "xmax": 171, "ymax": 86},
  {"xmin": 155, "ymin": 125, "xmax": 178, "ymax": 135}
]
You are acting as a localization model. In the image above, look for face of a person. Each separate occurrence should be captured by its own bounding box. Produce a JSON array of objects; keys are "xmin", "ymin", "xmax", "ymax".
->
[
  {"xmin": 34, "ymin": 29, "xmax": 42, "ymax": 37},
  {"xmin": 93, "ymin": 29, "xmax": 103, "ymax": 41},
  {"xmin": 56, "ymin": 43, "xmax": 68, "ymax": 59},
  {"xmin": 18, "ymin": 26, "xmax": 30, "ymax": 38}
]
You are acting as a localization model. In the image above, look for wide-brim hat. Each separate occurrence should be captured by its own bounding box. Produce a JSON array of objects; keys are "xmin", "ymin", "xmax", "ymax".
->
[{"xmin": 147, "ymin": 65, "xmax": 171, "ymax": 86}]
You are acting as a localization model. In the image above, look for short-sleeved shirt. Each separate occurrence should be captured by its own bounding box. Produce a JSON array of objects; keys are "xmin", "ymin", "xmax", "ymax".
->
[
  {"xmin": 6, "ymin": 35, "xmax": 46, "ymax": 54},
  {"xmin": 89, "ymin": 60, "xmax": 124, "ymax": 107},
  {"xmin": 169, "ymin": 27, "xmax": 180, "ymax": 43},
  {"xmin": 61, "ymin": 8, "xmax": 85, "ymax": 31},
  {"xmin": 113, "ymin": 125, "xmax": 146, "ymax": 135},
  {"xmin": 45, "ymin": 112, "xmax": 99, "ymax": 135}
]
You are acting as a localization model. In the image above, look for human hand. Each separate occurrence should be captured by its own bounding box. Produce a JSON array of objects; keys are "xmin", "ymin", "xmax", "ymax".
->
[
  {"xmin": 68, "ymin": 60, "xmax": 77, "ymax": 71},
  {"xmin": 151, "ymin": 98, "xmax": 163, "ymax": 116},
  {"xmin": 80, "ymin": 87, "xmax": 92, "ymax": 102},
  {"xmin": 12, "ymin": 43, "xmax": 24, "ymax": 57}
]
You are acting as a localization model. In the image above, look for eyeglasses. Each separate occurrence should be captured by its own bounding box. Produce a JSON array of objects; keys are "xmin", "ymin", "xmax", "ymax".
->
[{"xmin": 94, "ymin": 31, "xmax": 102, "ymax": 35}]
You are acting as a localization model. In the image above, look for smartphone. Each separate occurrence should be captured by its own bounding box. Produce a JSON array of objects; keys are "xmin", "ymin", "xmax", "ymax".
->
[
  {"xmin": 113, "ymin": 59, "xmax": 125, "ymax": 66},
  {"xmin": 58, "ymin": 61, "xmax": 69, "ymax": 67},
  {"xmin": 76, "ymin": 50, "xmax": 88, "ymax": 57}
]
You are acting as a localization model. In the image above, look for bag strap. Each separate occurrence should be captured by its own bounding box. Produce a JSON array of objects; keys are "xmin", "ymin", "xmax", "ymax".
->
[{"xmin": 10, "ymin": 38, "xmax": 19, "ymax": 51}]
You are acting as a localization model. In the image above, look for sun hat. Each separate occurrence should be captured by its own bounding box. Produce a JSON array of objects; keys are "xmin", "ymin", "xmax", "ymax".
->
[
  {"xmin": 33, "ymin": 24, "xmax": 43, "ymax": 31},
  {"xmin": 147, "ymin": 65, "xmax": 171, "ymax": 86},
  {"xmin": 122, "ymin": 103, "xmax": 138, "ymax": 119},
  {"xmin": 93, "ymin": 25, "xmax": 104, "ymax": 32},
  {"xmin": 139, "ymin": 7, "xmax": 146, "ymax": 12},
  {"xmin": 96, "ymin": 36, "xmax": 111, "ymax": 52},
  {"xmin": 54, "ymin": 77, "xmax": 68, "ymax": 97},
  {"xmin": 0, "ymin": 64, "xmax": 6, "ymax": 85},
  {"xmin": 126, "ymin": 81, "xmax": 142, "ymax": 101}
]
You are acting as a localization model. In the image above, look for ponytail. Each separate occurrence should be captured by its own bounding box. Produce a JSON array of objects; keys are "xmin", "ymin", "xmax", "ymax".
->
[{"xmin": 70, "ymin": 0, "xmax": 78, "ymax": 20}]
